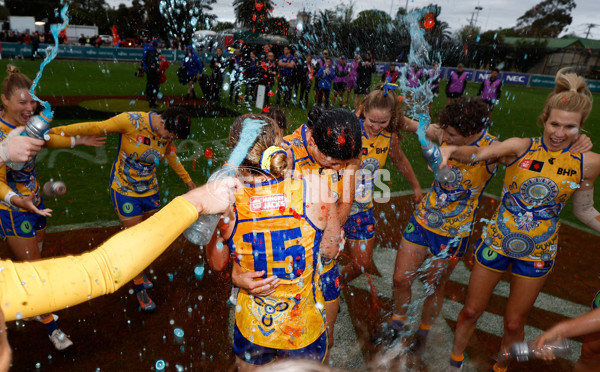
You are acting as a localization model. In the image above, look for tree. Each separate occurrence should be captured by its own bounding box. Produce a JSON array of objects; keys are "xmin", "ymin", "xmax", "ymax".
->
[
  {"xmin": 233, "ymin": 0, "xmax": 274, "ymax": 31},
  {"xmin": 515, "ymin": 0, "xmax": 576, "ymax": 37},
  {"xmin": 158, "ymin": 0, "xmax": 217, "ymax": 44},
  {"xmin": 353, "ymin": 9, "xmax": 391, "ymax": 30},
  {"xmin": 213, "ymin": 22, "xmax": 235, "ymax": 32}
]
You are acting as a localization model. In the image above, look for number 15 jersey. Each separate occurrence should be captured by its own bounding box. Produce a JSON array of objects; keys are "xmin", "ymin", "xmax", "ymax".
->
[{"xmin": 227, "ymin": 177, "xmax": 326, "ymax": 350}]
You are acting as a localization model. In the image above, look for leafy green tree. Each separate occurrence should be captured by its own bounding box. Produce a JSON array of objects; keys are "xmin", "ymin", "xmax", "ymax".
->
[
  {"xmin": 353, "ymin": 9, "xmax": 391, "ymax": 30},
  {"xmin": 515, "ymin": 0, "xmax": 576, "ymax": 37},
  {"xmin": 157, "ymin": 0, "xmax": 217, "ymax": 44},
  {"xmin": 233, "ymin": 0, "xmax": 273, "ymax": 31},
  {"xmin": 5, "ymin": 0, "xmax": 62, "ymax": 22},
  {"xmin": 213, "ymin": 22, "xmax": 235, "ymax": 32}
]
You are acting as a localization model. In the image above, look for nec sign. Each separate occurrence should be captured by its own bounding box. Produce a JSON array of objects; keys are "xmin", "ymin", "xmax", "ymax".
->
[
  {"xmin": 502, "ymin": 73, "xmax": 529, "ymax": 85},
  {"xmin": 474, "ymin": 71, "xmax": 503, "ymax": 82}
]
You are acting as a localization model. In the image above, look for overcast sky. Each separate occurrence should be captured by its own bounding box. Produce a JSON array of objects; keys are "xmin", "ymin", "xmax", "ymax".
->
[{"xmin": 107, "ymin": 0, "xmax": 600, "ymax": 39}]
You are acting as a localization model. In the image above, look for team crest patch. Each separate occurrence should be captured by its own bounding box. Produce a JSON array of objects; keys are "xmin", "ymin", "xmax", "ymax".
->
[
  {"xmin": 250, "ymin": 194, "xmax": 287, "ymax": 212},
  {"xmin": 518, "ymin": 158, "xmax": 544, "ymax": 173},
  {"xmin": 519, "ymin": 177, "xmax": 558, "ymax": 205}
]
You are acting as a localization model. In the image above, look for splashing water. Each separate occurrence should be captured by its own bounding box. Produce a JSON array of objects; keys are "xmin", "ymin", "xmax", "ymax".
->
[
  {"xmin": 227, "ymin": 119, "xmax": 267, "ymax": 168},
  {"xmin": 30, "ymin": 4, "xmax": 69, "ymax": 120}
]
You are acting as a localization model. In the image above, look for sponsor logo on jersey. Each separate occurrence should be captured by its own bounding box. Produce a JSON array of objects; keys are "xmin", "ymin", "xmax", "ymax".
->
[
  {"xmin": 250, "ymin": 194, "xmax": 287, "ymax": 212},
  {"xmin": 518, "ymin": 158, "xmax": 544, "ymax": 172}
]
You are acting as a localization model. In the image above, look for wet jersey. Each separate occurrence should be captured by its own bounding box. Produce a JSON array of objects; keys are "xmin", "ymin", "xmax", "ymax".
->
[
  {"xmin": 53, "ymin": 112, "xmax": 191, "ymax": 197},
  {"xmin": 482, "ymin": 137, "xmax": 583, "ymax": 262},
  {"xmin": 414, "ymin": 131, "xmax": 497, "ymax": 238},
  {"xmin": 228, "ymin": 177, "xmax": 326, "ymax": 350},
  {"xmin": 283, "ymin": 124, "xmax": 344, "ymax": 200},
  {"xmin": 351, "ymin": 120, "xmax": 391, "ymax": 215},
  {"xmin": 0, "ymin": 117, "xmax": 73, "ymax": 211}
]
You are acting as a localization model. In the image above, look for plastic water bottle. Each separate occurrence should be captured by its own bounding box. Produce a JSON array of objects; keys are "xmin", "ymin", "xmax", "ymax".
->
[
  {"xmin": 43, "ymin": 181, "xmax": 67, "ymax": 196},
  {"xmin": 183, "ymin": 165, "xmax": 236, "ymax": 246},
  {"xmin": 421, "ymin": 141, "xmax": 454, "ymax": 183},
  {"xmin": 498, "ymin": 339, "xmax": 571, "ymax": 362},
  {"xmin": 7, "ymin": 114, "xmax": 51, "ymax": 170}
]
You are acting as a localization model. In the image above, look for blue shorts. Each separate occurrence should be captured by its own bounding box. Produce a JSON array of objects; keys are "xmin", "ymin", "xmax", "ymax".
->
[
  {"xmin": 320, "ymin": 259, "xmax": 340, "ymax": 302},
  {"xmin": 0, "ymin": 201, "xmax": 47, "ymax": 239},
  {"xmin": 474, "ymin": 240, "xmax": 555, "ymax": 278},
  {"xmin": 233, "ymin": 323, "xmax": 327, "ymax": 365},
  {"xmin": 343, "ymin": 209, "xmax": 375, "ymax": 241},
  {"xmin": 111, "ymin": 189, "xmax": 160, "ymax": 219},
  {"xmin": 403, "ymin": 215, "xmax": 469, "ymax": 258}
]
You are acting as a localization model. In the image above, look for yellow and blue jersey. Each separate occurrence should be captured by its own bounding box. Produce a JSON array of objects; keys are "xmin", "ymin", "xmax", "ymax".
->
[
  {"xmin": 414, "ymin": 130, "xmax": 497, "ymax": 238},
  {"xmin": 0, "ymin": 117, "xmax": 73, "ymax": 212},
  {"xmin": 482, "ymin": 137, "xmax": 582, "ymax": 262},
  {"xmin": 351, "ymin": 120, "xmax": 391, "ymax": 215},
  {"xmin": 283, "ymin": 124, "xmax": 344, "ymax": 200},
  {"xmin": 228, "ymin": 177, "xmax": 326, "ymax": 350},
  {"xmin": 53, "ymin": 112, "xmax": 191, "ymax": 197}
]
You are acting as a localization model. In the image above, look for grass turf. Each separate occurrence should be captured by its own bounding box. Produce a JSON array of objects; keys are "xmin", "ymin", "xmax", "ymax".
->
[{"xmin": 1, "ymin": 59, "xmax": 599, "ymax": 230}]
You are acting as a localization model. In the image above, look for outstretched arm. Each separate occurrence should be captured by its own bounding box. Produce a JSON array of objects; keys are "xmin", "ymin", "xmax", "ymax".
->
[
  {"xmin": 0, "ymin": 177, "xmax": 240, "ymax": 321},
  {"xmin": 572, "ymin": 152, "xmax": 600, "ymax": 232},
  {"xmin": 389, "ymin": 133, "xmax": 423, "ymax": 202},
  {"xmin": 533, "ymin": 307, "xmax": 600, "ymax": 351},
  {"xmin": 440, "ymin": 137, "xmax": 530, "ymax": 169}
]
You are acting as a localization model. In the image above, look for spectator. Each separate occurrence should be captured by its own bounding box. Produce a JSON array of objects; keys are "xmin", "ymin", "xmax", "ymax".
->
[
  {"xmin": 259, "ymin": 51, "xmax": 277, "ymax": 108},
  {"xmin": 210, "ymin": 47, "xmax": 227, "ymax": 102},
  {"xmin": 331, "ymin": 56, "xmax": 350, "ymax": 107},
  {"xmin": 228, "ymin": 48, "xmax": 243, "ymax": 104},
  {"xmin": 313, "ymin": 49, "xmax": 329, "ymax": 105},
  {"xmin": 382, "ymin": 62, "xmax": 399, "ymax": 83},
  {"xmin": 315, "ymin": 57, "xmax": 334, "ymax": 108},
  {"xmin": 276, "ymin": 46, "xmax": 295, "ymax": 107},
  {"xmin": 181, "ymin": 45, "xmax": 203, "ymax": 100},
  {"xmin": 297, "ymin": 55, "xmax": 314, "ymax": 109},
  {"xmin": 243, "ymin": 50, "xmax": 260, "ymax": 104},
  {"xmin": 143, "ymin": 39, "xmax": 161, "ymax": 108},
  {"xmin": 478, "ymin": 68, "xmax": 502, "ymax": 111},
  {"xmin": 445, "ymin": 63, "xmax": 468, "ymax": 105},
  {"xmin": 344, "ymin": 54, "xmax": 359, "ymax": 107},
  {"xmin": 31, "ymin": 31, "xmax": 40, "ymax": 60},
  {"xmin": 354, "ymin": 53, "xmax": 375, "ymax": 106}
]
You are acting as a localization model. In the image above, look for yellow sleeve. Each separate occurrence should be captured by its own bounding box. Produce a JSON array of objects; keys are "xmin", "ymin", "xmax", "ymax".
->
[
  {"xmin": 0, "ymin": 196, "xmax": 198, "ymax": 321},
  {"xmin": 165, "ymin": 145, "xmax": 192, "ymax": 184},
  {"xmin": 0, "ymin": 165, "xmax": 11, "ymax": 202},
  {"xmin": 52, "ymin": 112, "xmax": 133, "ymax": 137},
  {"xmin": 44, "ymin": 133, "xmax": 73, "ymax": 148}
]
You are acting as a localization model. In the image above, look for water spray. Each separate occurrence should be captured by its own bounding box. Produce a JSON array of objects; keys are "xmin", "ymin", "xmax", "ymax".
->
[
  {"xmin": 183, "ymin": 119, "xmax": 268, "ymax": 246},
  {"xmin": 7, "ymin": 5, "xmax": 69, "ymax": 170},
  {"xmin": 398, "ymin": 8, "xmax": 452, "ymax": 182}
]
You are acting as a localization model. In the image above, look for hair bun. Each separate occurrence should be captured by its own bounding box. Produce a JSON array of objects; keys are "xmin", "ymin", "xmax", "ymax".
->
[{"xmin": 260, "ymin": 146, "xmax": 286, "ymax": 174}]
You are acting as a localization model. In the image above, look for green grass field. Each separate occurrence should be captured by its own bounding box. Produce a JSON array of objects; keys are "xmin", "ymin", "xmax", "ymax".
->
[{"xmin": 1, "ymin": 59, "xmax": 599, "ymax": 231}]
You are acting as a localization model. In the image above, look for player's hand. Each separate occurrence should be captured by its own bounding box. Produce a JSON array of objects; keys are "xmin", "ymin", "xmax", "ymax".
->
[
  {"xmin": 336, "ymin": 229, "xmax": 346, "ymax": 259},
  {"xmin": 232, "ymin": 263, "xmax": 279, "ymax": 296},
  {"xmin": 412, "ymin": 187, "xmax": 424, "ymax": 203},
  {"xmin": 11, "ymin": 194, "xmax": 53, "ymax": 217},
  {"xmin": 183, "ymin": 177, "xmax": 242, "ymax": 215},
  {"xmin": 0, "ymin": 127, "xmax": 44, "ymax": 163},
  {"xmin": 78, "ymin": 136, "xmax": 107, "ymax": 147},
  {"xmin": 571, "ymin": 134, "xmax": 592, "ymax": 153}
]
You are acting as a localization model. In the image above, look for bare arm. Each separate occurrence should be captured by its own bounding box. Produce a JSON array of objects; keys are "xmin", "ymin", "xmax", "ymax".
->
[
  {"xmin": 401, "ymin": 117, "xmax": 443, "ymax": 143},
  {"xmin": 389, "ymin": 133, "xmax": 423, "ymax": 202},
  {"xmin": 571, "ymin": 152, "xmax": 600, "ymax": 232},
  {"xmin": 337, "ymin": 157, "xmax": 360, "ymax": 224},
  {"xmin": 305, "ymin": 173, "xmax": 340, "ymax": 259},
  {"xmin": 534, "ymin": 307, "xmax": 600, "ymax": 350},
  {"xmin": 440, "ymin": 137, "xmax": 530, "ymax": 169}
]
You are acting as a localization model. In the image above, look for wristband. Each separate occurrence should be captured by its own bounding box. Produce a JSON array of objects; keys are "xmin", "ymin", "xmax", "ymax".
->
[
  {"xmin": 4, "ymin": 191, "xmax": 18, "ymax": 207},
  {"xmin": 71, "ymin": 137, "xmax": 76, "ymax": 148}
]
